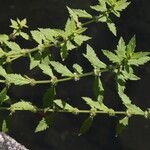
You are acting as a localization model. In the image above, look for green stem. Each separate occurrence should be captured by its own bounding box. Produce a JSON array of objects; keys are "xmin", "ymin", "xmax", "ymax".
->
[
  {"xmin": 0, "ymin": 106, "xmax": 145, "ymax": 117},
  {"xmin": 0, "ymin": 67, "xmax": 114, "ymax": 86}
]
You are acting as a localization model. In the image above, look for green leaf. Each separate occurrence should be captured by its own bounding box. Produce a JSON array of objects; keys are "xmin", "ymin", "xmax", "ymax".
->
[
  {"xmin": 0, "ymin": 48, "xmax": 5, "ymax": 58},
  {"xmin": 114, "ymin": 0, "xmax": 130, "ymax": 12},
  {"xmin": 10, "ymin": 101, "xmax": 37, "ymax": 113},
  {"xmin": 126, "ymin": 104, "xmax": 144, "ymax": 115},
  {"xmin": 29, "ymin": 53, "xmax": 41, "ymax": 70},
  {"xmin": 35, "ymin": 114, "xmax": 55, "ymax": 132},
  {"xmin": 5, "ymin": 41, "xmax": 21, "ymax": 51},
  {"xmin": 2, "ymin": 120, "xmax": 9, "ymax": 133},
  {"xmin": 90, "ymin": 1, "xmax": 107, "ymax": 12},
  {"xmin": 53, "ymin": 29, "xmax": 66, "ymax": 38},
  {"xmin": 20, "ymin": 18, "xmax": 28, "ymax": 28},
  {"xmin": 128, "ymin": 56, "xmax": 150, "ymax": 66},
  {"xmin": 98, "ymin": 15, "xmax": 107, "ymax": 22},
  {"xmin": 31, "ymin": 30, "xmax": 45, "ymax": 44},
  {"xmin": 84, "ymin": 45, "xmax": 106, "ymax": 69},
  {"xmin": 60, "ymin": 42, "xmax": 68, "ymax": 60},
  {"xmin": 131, "ymin": 52, "xmax": 150, "ymax": 59},
  {"xmin": 43, "ymin": 86, "xmax": 56, "ymax": 107},
  {"xmin": 73, "ymin": 64, "xmax": 83, "ymax": 74},
  {"xmin": 94, "ymin": 76, "xmax": 104, "ymax": 100},
  {"xmin": 66, "ymin": 41, "xmax": 76, "ymax": 50},
  {"xmin": 0, "ymin": 88, "xmax": 10, "ymax": 104},
  {"xmin": 50, "ymin": 61, "xmax": 73, "ymax": 77},
  {"xmin": 122, "ymin": 66, "xmax": 140, "ymax": 81},
  {"xmin": 107, "ymin": 22, "xmax": 117, "ymax": 36},
  {"xmin": 54, "ymin": 99, "xmax": 78, "ymax": 112},
  {"xmin": 82, "ymin": 97, "xmax": 110, "ymax": 112},
  {"xmin": 60, "ymin": 40, "xmax": 76, "ymax": 60},
  {"xmin": 20, "ymin": 32, "xmax": 29, "ymax": 40},
  {"xmin": 74, "ymin": 35, "xmax": 91, "ymax": 46},
  {"xmin": 67, "ymin": 7, "xmax": 81, "ymax": 27},
  {"xmin": 6, "ymin": 74, "xmax": 31, "ymax": 85},
  {"xmin": 126, "ymin": 35, "xmax": 136, "ymax": 56},
  {"xmin": 117, "ymin": 80, "xmax": 131, "ymax": 104},
  {"xmin": 0, "ymin": 34, "xmax": 9, "ymax": 42},
  {"xmin": 10, "ymin": 19, "xmax": 18, "ymax": 29},
  {"xmin": 65, "ymin": 18, "xmax": 76, "ymax": 36},
  {"xmin": 39, "ymin": 64, "xmax": 54, "ymax": 78},
  {"xmin": 38, "ymin": 28, "xmax": 56, "ymax": 42},
  {"xmin": 35, "ymin": 118, "xmax": 49, "ymax": 133},
  {"xmin": 116, "ymin": 37, "xmax": 126, "ymax": 59},
  {"xmin": 116, "ymin": 116, "xmax": 129, "ymax": 136},
  {"xmin": 71, "ymin": 9, "xmax": 92, "ymax": 18},
  {"xmin": 102, "ymin": 50, "xmax": 120, "ymax": 63},
  {"xmin": 79, "ymin": 116, "xmax": 93, "ymax": 136},
  {"xmin": 0, "ymin": 66, "xmax": 7, "ymax": 77}
]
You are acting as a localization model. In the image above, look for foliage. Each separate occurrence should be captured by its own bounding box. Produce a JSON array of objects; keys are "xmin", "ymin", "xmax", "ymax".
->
[{"xmin": 0, "ymin": 0, "xmax": 149, "ymax": 136}]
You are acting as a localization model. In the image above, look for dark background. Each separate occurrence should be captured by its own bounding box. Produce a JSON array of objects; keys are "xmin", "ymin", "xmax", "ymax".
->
[{"xmin": 0, "ymin": 0, "xmax": 150, "ymax": 150}]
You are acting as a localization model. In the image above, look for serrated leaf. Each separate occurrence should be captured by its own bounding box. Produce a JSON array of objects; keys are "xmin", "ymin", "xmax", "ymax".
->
[
  {"xmin": 35, "ymin": 114, "xmax": 55, "ymax": 132},
  {"xmin": 65, "ymin": 18, "xmax": 76, "ymax": 36},
  {"xmin": 90, "ymin": 1, "xmax": 107, "ymax": 12},
  {"xmin": 102, "ymin": 50, "xmax": 120, "ymax": 63},
  {"xmin": 5, "ymin": 41, "xmax": 21, "ymax": 51},
  {"xmin": 38, "ymin": 28, "xmax": 56, "ymax": 42},
  {"xmin": 10, "ymin": 101, "xmax": 37, "ymax": 112},
  {"xmin": 75, "ymin": 27, "xmax": 87, "ymax": 34},
  {"xmin": 117, "ymin": 80, "xmax": 131, "ymax": 104},
  {"xmin": 10, "ymin": 19, "xmax": 18, "ymax": 29},
  {"xmin": 29, "ymin": 53, "xmax": 41, "ymax": 70},
  {"xmin": 20, "ymin": 18, "xmax": 28, "ymax": 28},
  {"xmin": 60, "ymin": 40, "xmax": 76, "ymax": 60},
  {"xmin": 116, "ymin": 116, "xmax": 129, "ymax": 136},
  {"xmin": 126, "ymin": 104, "xmax": 144, "ymax": 115},
  {"xmin": 74, "ymin": 35, "xmax": 91, "ymax": 46},
  {"xmin": 82, "ymin": 97, "xmax": 110, "ymax": 112},
  {"xmin": 71, "ymin": 9, "xmax": 92, "ymax": 18},
  {"xmin": 39, "ymin": 64, "xmax": 54, "ymax": 78},
  {"xmin": 73, "ymin": 64, "xmax": 83, "ymax": 74},
  {"xmin": 54, "ymin": 99, "xmax": 78, "ymax": 112},
  {"xmin": 50, "ymin": 61, "xmax": 73, "ymax": 77},
  {"xmin": 53, "ymin": 29, "xmax": 66, "ymax": 38},
  {"xmin": 31, "ymin": 30, "xmax": 45, "ymax": 44},
  {"xmin": 35, "ymin": 117, "xmax": 49, "ymax": 133},
  {"xmin": 67, "ymin": 7, "xmax": 81, "ymax": 27},
  {"xmin": 131, "ymin": 52, "xmax": 150, "ymax": 59},
  {"xmin": 0, "ymin": 34, "xmax": 9, "ymax": 42},
  {"xmin": 6, "ymin": 74, "xmax": 31, "ymax": 85},
  {"xmin": 84, "ymin": 45, "xmax": 106, "ymax": 69},
  {"xmin": 107, "ymin": 22, "xmax": 117, "ymax": 36},
  {"xmin": 0, "ymin": 88, "xmax": 9, "ymax": 104},
  {"xmin": 128, "ymin": 56, "xmax": 150, "ymax": 66},
  {"xmin": 0, "ymin": 48, "xmax": 5, "ymax": 58},
  {"xmin": 98, "ymin": 15, "xmax": 107, "ymax": 22},
  {"xmin": 91, "ymin": 5, "xmax": 106, "ymax": 12},
  {"xmin": 116, "ymin": 37, "xmax": 126, "ymax": 59},
  {"xmin": 122, "ymin": 66, "xmax": 140, "ymax": 81},
  {"xmin": 66, "ymin": 41, "xmax": 76, "ymax": 50},
  {"xmin": 20, "ymin": 32, "xmax": 29, "ymax": 40},
  {"xmin": 127, "ymin": 35, "xmax": 136, "ymax": 56},
  {"xmin": 60, "ymin": 42, "xmax": 68, "ymax": 60},
  {"xmin": 114, "ymin": 0, "xmax": 130, "ymax": 11},
  {"xmin": 79, "ymin": 116, "xmax": 93, "ymax": 136},
  {"xmin": 2, "ymin": 120, "xmax": 8, "ymax": 133},
  {"xmin": 0, "ymin": 66, "xmax": 7, "ymax": 77},
  {"xmin": 94, "ymin": 76, "xmax": 104, "ymax": 100}
]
